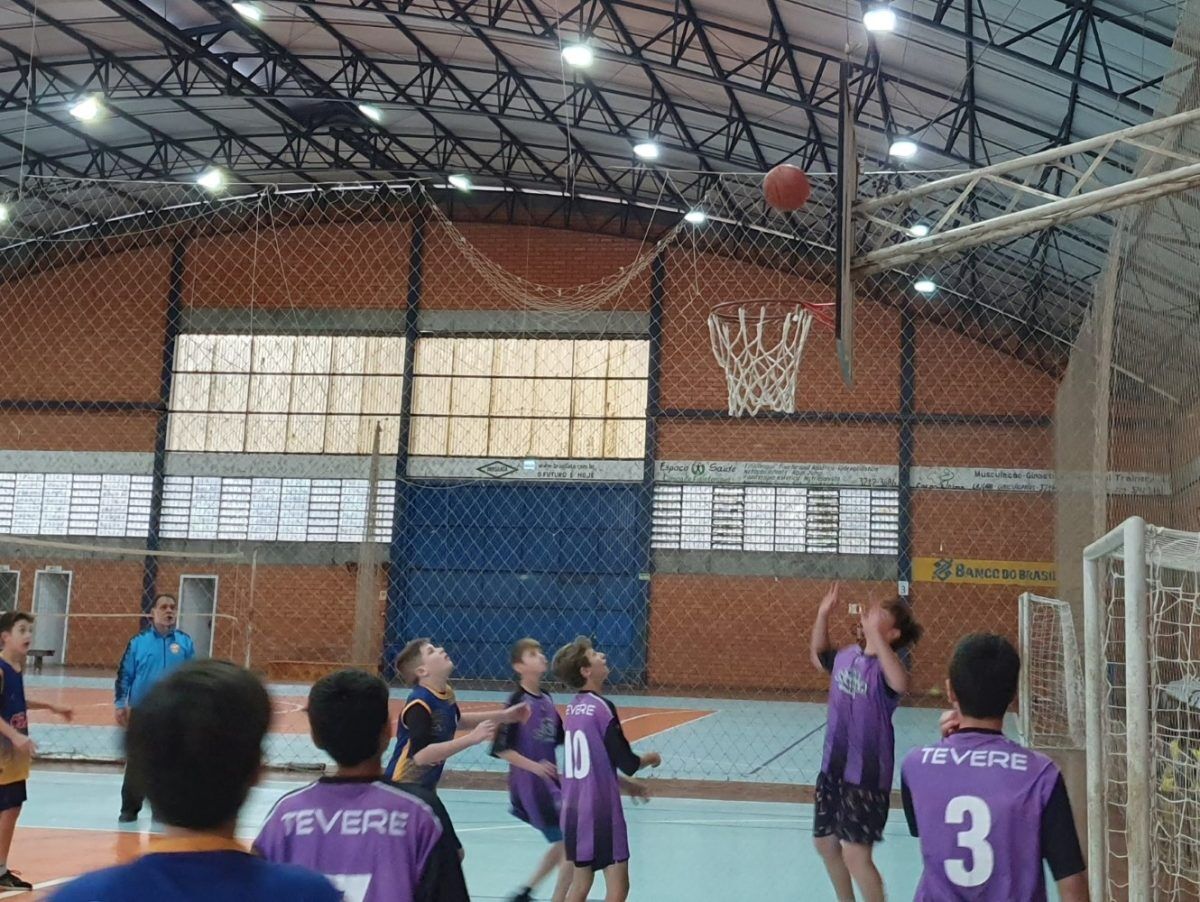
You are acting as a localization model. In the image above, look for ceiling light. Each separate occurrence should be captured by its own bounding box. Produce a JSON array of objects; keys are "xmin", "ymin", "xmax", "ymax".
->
[
  {"xmin": 914, "ymin": 279, "xmax": 937, "ymax": 294},
  {"xmin": 908, "ymin": 222, "xmax": 930, "ymax": 238},
  {"xmin": 231, "ymin": 2, "xmax": 262, "ymax": 22},
  {"xmin": 561, "ymin": 43, "xmax": 595, "ymax": 69},
  {"xmin": 889, "ymin": 139, "xmax": 919, "ymax": 159},
  {"xmin": 684, "ymin": 209, "xmax": 708, "ymax": 225},
  {"xmin": 863, "ymin": 6, "xmax": 897, "ymax": 32},
  {"xmin": 0, "ymin": 204, "xmax": 9, "ymax": 223},
  {"xmin": 196, "ymin": 168, "xmax": 225, "ymax": 192},
  {"xmin": 633, "ymin": 141, "xmax": 660, "ymax": 160},
  {"xmin": 447, "ymin": 173, "xmax": 473, "ymax": 192},
  {"xmin": 357, "ymin": 103, "xmax": 383, "ymax": 123},
  {"xmin": 69, "ymin": 95, "xmax": 102, "ymax": 122}
]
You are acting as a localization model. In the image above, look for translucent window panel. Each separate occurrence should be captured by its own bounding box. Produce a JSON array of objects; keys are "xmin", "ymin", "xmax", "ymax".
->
[
  {"xmin": 331, "ymin": 336, "xmax": 367, "ymax": 377},
  {"xmin": 409, "ymin": 416, "xmax": 449, "ymax": 456},
  {"xmin": 572, "ymin": 341, "xmax": 611, "ymax": 380},
  {"xmin": 210, "ymin": 374, "xmax": 250, "ymax": 413},
  {"xmin": 452, "ymin": 337, "xmax": 494, "ymax": 378},
  {"xmin": 170, "ymin": 373, "xmax": 212, "ymax": 413},
  {"xmin": 606, "ymin": 379, "xmax": 649, "ymax": 419},
  {"xmin": 412, "ymin": 375, "xmax": 451, "ymax": 415},
  {"xmin": 287, "ymin": 414, "xmax": 327, "ymax": 453},
  {"xmin": 206, "ymin": 413, "xmax": 246, "ymax": 453},
  {"xmin": 175, "ymin": 334, "xmax": 217, "ymax": 372},
  {"xmin": 414, "ymin": 338, "xmax": 455, "ymax": 375},
  {"xmin": 361, "ymin": 377, "xmax": 403, "ymax": 416},
  {"xmin": 245, "ymin": 413, "xmax": 288, "ymax": 453},
  {"xmin": 252, "ymin": 335, "xmax": 295, "ymax": 373},
  {"xmin": 292, "ymin": 336, "xmax": 333, "ymax": 374},
  {"xmin": 249, "ymin": 374, "xmax": 290, "ymax": 415},
  {"xmin": 291, "ymin": 374, "xmax": 331, "ymax": 415},
  {"xmin": 212, "ymin": 335, "xmax": 252, "ymax": 373},
  {"xmin": 604, "ymin": 419, "xmax": 645, "ymax": 459},
  {"xmin": 529, "ymin": 418, "xmax": 570, "ymax": 457},
  {"xmin": 168, "ymin": 413, "xmax": 207, "ymax": 451}
]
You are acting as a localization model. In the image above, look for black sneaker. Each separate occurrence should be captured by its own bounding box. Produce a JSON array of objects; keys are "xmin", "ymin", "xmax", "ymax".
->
[
  {"xmin": 118, "ymin": 810, "xmax": 138, "ymax": 823},
  {"xmin": 0, "ymin": 870, "xmax": 33, "ymax": 890},
  {"xmin": 507, "ymin": 890, "xmax": 533, "ymax": 902}
]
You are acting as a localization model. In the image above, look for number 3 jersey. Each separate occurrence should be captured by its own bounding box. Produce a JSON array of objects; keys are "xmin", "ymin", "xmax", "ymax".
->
[
  {"xmin": 560, "ymin": 691, "xmax": 644, "ymax": 869},
  {"xmin": 900, "ymin": 729, "xmax": 1085, "ymax": 901}
]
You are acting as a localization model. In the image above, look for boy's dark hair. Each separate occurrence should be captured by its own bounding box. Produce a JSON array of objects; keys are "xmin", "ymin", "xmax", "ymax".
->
[
  {"xmin": 126, "ymin": 659, "xmax": 270, "ymax": 830},
  {"xmin": 308, "ymin": 669, "xmax": 390, "ymax": 767},
  {"xmin": 395, "ymin": 638, "xmax": 431, "ymax": 687},
  {"xmin": 0, "ymin": 611, "xmax": 33, "ymax": 638},
  {"xmin": 949, "ymin": 633, "xmax": 1021, "ymax": 719},
  {"xmin": 884, "ymin": 598, "xmax": 924, "ymax": 650},
  {"xmin": 511, "ymin": 637, "xmax": 543, "ymax": 666},
  {"xmin": 552, "ymin": 636, "xmax": 594, "ymax": 690}
]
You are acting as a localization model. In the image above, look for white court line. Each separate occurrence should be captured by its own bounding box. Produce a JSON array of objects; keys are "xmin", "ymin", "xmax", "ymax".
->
[
  {"xmin": 0, "ymin": 875, "xmax": 74, "ymax": 898},
  {"xmin": 629, "ymin": 709, "xmax": 718, "ymax": 743}
]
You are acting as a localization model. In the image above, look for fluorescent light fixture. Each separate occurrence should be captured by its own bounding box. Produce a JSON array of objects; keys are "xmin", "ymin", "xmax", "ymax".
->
[
  {"xmin": 561, "ymin": 43, "xmax": 595, "ymax": 69},
  {"xmin": 684, "ymin": 209, "xmax": 708, "ymax": 225},
  {"xmin": 357, "ymin": 103, "xmax": 383, "ymax": 123},
  {"xmin": 914, "ymin": 279, "xmax": 937, "ymax": 294},
  {"xmin": 863, "ymin": 6, "xmax": 897, "ymax": 32},
  {"xmin": 889, "ymin": 139, "xmax": 919, "ymax": 159},
  {"xmin": 196, "ymin": 168, "xmax": 225, "ymax": 191},
  {"xmin": 633, "ymin": 141, "xmax": 660, "ymax": 160},
  {"xmin": 447, "ymin": 173, "xmax": 473, "ymax": 191},
  {"xmin": 908, "ymin": 222, "xmax": 930, "ymax": 238},
  {"xmin": 69, "ymin": 95, "xmax": 102, "ymax": 122},
  {"xmin": 0, "ymin": 204, "xmax": 9, "ymax": 222},
  {"xmin": 232, "ymin": 2, "xmax": 262, "ymax": 22}
]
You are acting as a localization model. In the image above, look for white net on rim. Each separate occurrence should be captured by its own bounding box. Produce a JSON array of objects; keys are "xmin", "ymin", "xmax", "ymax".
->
[
  {"xmin": 707, "ymin": 301, "xmax": 827, "ymax": 416},
  {"xmin": 1018, "ymin": 592, "xmax": 1084, "ymax": 750}
]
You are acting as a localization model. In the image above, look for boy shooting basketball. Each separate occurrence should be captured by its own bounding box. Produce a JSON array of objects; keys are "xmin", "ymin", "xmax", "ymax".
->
[
  {"xmin": 552, "ymin": 636, "xmax": 660, "ymax": 902},
  {"xmin": 901, "ymin": 634, "xmax": 1088, "ymax": 901},
  {"xmin": 810, "ymin": 583, "xmax": 923, "ymax": 902}
]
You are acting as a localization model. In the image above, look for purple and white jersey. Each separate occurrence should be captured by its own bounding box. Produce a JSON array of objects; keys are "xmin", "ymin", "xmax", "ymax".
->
[
  {"xmin": 901, "ymin": 729, "xmax": 1085, "ymax": 901},
  {"xmin": 491, "ymin": 687, "xmax": 563, "ymax": 831},
  {"xmin": 560, "ymin": 691, "xmax": 641, "ymax": 869},
  {"xmin": 820, "ymin": 645, "xmax": 900, "ymax": 790},
  {"xmin": 253, "ymin": 777, "xmax": 468, "ymax": 902}
]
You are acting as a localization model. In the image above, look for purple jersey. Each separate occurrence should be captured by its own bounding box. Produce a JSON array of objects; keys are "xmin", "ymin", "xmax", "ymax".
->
[
  {"xmin": 901, "ymin": 730, "xmax": 1084, "ymax": 901},
  {"xmin": 490, "ymin": 687, "xmax": 564, "ymax": 831},
  {"xmin": 254, "ymin": 777, "xmax": 468, "ymax": 902},
  {"xmin": 560, "ymin": 692, "xmax": 641, "ymax": 869},
  {"xmin": 820, "ymin": 645, "xmax": 900, "ymax": 790}
]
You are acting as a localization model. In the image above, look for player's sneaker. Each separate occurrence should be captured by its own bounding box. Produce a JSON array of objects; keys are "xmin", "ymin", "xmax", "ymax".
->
[
  {"xmin": 0, "ymin": 869, "xmax": 33, "ymax": 890},
  {"xmin": 507, "ymin": 889, "xmax": 533, "ymax": 902}
]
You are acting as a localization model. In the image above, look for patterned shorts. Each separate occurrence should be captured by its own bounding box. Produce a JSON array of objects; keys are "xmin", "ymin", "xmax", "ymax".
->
[{"xmin": 812, "ymin": 772, "xmax": 890, "ymax": 845}]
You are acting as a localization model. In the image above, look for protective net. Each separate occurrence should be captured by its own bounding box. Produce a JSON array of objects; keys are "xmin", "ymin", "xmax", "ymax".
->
[
  {"xmin": 1017, "ymin": 593, "xmax": 1084, "ymax": 750},
  {"xmin": 1088, "ymin": 526, "xmax": 1200, "ymax": 900},
  {"xmin": 0, "ymin": 136, "xmax": 1142, "ymax": 793}
]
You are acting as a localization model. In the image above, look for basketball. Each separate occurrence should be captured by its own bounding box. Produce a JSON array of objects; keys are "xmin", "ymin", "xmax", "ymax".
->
[{"xmin": 762, "ymin": 163, "xmax": 812, "ymax": 211}]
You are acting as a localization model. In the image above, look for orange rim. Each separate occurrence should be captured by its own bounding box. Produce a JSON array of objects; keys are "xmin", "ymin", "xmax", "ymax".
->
[{"xmin": 709, "ymin": 299, "xmax": 835, "ymax": 328}]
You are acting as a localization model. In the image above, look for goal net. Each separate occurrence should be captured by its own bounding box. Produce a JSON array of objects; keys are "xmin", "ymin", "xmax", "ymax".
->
[
  {"xmin": 1017, "ymin": 593, "xmax": 1083, "ymax": 750},
  {"xmin": 1084, "ymin": 520, "xmax": 1200, "ymax": 901}
]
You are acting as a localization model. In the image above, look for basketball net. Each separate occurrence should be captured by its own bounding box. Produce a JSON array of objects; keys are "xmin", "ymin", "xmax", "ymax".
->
[{"xmin": 707, "ymin": 301, "xmax": 827, "ymax": 416}]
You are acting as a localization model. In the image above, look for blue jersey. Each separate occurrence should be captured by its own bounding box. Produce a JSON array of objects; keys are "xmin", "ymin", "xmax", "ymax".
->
[
  {"xmin": 0, "ymin": 658, "xmax": 29, "ymax": 785},
  {"xmin": 50, "ymin": 837, "xmax": 340, "ymax": 902},
  {"xmin": 115, "ymin": 628, "xmax": 196, "ymax": 710},
  {"xmin": 384, "ymin": 685, "xmax": 461, "ymax": 789}
]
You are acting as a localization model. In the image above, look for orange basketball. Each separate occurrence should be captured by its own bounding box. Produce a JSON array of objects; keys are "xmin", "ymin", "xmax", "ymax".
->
[{"xmin": 762, "ymin": 164, "xmax": 812, "ymax": 212}]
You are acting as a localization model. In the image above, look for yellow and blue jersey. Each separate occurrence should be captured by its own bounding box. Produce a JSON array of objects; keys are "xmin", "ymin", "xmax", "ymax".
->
[
  {"xmin": 384, "ymin": 684, "xmax": 461, "ymax": 789},
  {"xmin": 0, "ymin": 658, "xmax": 29, "ymax": 785}
]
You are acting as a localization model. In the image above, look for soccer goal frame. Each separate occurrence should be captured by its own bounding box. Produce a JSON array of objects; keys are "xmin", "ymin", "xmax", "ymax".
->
[{"xmin": 1082, "ymin": 516, "xmax": 1200, "ymax": 902}]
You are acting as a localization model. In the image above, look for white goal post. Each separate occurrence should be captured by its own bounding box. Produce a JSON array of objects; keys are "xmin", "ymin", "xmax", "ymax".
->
[
  {"xmin": 1083, "ymin": 517, "xmax": 1200, "ymax": 902},
  {"xmin": 1017, "ymin": 592, "xmax": 1084, "ymax": 750}
]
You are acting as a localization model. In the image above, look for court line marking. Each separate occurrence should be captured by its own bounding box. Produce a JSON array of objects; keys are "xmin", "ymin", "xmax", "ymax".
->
[
  {"xmin": 748, "ymin": 720, "xmax": 827, "ymax": 775},
  {"xmin": 628, "ymin": 710, "xmax": 717, "ymax": 743}
]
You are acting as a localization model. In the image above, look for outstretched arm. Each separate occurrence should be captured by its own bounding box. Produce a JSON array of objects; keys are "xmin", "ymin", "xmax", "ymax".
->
[{"xmin": 811, "ymin": 583, "xmax": 840, "ymax": 673}]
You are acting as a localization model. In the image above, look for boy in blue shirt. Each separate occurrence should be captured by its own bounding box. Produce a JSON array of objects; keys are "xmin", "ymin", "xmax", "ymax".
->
[
  {"xmin": 0, "ymin": 611, "xmax": 73, "ymax": 890},
  {"xmin": 53, "ymin": 660, "xmax": 338, "ymax": 902}
]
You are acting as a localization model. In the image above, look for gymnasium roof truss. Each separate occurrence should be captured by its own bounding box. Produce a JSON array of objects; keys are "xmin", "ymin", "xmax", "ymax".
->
[{"xmin": 0, "ymin": 0, "xmax": 1183, "ymax": 353}]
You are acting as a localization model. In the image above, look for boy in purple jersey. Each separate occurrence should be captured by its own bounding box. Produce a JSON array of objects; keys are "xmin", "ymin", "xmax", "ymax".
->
[
  {"xmin": 491, "ymin": 638, "xmax": 570, "ymax": 902},
  {"xmin": 810, "ymin": 583, "xmax": 924, "ymax": 902},
  {"xmin": 551, "ymin": 637, "xmax": 660, "ymax": 902},
  {"xmin": 255, "ymin": 669, "xmax": 468, "ymax": 902},
  {"xmin": 901, "ymin": 634, "xmax": 1088, "ymax": 901}
]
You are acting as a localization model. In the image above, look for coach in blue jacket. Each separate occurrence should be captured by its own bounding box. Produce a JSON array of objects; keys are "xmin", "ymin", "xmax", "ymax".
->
[{"xmin": 114, "ymin": 593, "xmax": 195, "ymax": 822}]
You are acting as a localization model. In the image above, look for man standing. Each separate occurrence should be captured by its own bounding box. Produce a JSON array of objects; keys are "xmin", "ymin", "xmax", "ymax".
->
[{"xmin": 114, "ymin": 594, "xmax": 195, "ymax": 822}]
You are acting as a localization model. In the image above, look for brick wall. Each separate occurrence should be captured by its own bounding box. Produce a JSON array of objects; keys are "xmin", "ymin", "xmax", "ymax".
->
[{"xmin": 2, "ymin": 218, "xmax": 1066, "ymax": 695}]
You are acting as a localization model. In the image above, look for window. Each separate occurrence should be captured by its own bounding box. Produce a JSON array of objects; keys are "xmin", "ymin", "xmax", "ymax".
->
[
  {"xmin": 410, "ymin": 338, "xmax": 649, "ymax": 459},
  {"xmin": 167, "ymin": 334, "xmax": 406, "ymax": 454},
  {"xmin": 651, "ymin": 485, "xmax": 900, "ymax": 555}
]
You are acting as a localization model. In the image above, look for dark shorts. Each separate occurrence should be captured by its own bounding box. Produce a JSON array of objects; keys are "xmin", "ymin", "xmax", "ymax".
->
[
  {"xmin": 573, "ymin": 856, "xmax": 629, "ymax": 872},
  {"xmin": 0, "ymin": 781, "xmax": 26, "ymax": 812},
  {"xmin": 538, "ymin": 823, "xmax": 564, "ymax": 844},
  {"xmin": 812, "ymin": 772, "xmax": 890, "ymax": 845}
]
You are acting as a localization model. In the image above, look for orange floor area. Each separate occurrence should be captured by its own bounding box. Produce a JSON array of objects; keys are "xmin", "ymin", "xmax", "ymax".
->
[{"xmin": 27, "ymin": 686, "xmax": 712, "ymax": 740}]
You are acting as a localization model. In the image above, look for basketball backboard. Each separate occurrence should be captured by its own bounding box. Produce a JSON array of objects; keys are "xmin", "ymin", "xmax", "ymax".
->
[{"xmin": 835, "ymin": 60, "xmax": 857, "ymax": 388}]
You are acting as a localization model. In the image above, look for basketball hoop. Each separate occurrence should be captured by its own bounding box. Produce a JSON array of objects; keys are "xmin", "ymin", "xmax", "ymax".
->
[{"xmin": 707, "ymin": 300, "xmax": 834, "ymax": 416}]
